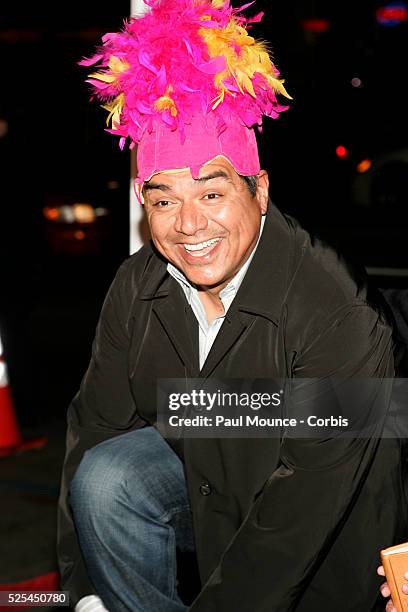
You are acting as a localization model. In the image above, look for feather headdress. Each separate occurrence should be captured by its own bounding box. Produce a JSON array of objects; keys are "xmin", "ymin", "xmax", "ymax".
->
[{"xmin": 79, "ymin": 0, "xmax": 291, "ymax": 151}]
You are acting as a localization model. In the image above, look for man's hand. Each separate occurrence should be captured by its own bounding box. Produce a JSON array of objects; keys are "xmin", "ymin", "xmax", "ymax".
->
[{"xmin": 378, "ymin": 565, "xmax": 408, "ymax": 611}]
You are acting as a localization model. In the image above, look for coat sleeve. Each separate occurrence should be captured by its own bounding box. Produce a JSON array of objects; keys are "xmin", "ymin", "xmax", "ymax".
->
[
  {"xmin": 56, "ymin": 257, "xmax": 147, "ymax": 606},
  {"xmin": 189, "ymin": 301, "xmax": 395, "ymax": 612}
]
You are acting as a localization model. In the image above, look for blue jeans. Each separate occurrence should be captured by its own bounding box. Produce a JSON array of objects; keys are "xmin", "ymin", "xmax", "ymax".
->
[{"xmin": 70, "ymin": 427, "xmax": 195, "ymax": 611}]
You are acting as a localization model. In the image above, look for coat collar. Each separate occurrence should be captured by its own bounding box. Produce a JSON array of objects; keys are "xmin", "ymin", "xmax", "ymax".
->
[
  {"xmin": 228, "ymin": 203, "xmax": 293, "ymax": 325},
  {"xmin": 139, "ymin": 203, "xmax": 294, "ymax": 327}
]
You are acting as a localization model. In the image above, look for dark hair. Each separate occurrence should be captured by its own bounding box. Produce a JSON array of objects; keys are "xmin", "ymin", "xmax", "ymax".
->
[
  {"xmin": 241, "ymin": 175, "xmax": 258, "ymax": 197},
  {"xmin": 141, "ymin": 173, "xmax": 258, "ymax": 201}
]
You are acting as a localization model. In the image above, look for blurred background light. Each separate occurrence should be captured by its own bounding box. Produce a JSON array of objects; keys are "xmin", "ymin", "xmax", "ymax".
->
[
  {"xmin": 300, "ymin": 18, "xmax": 331, "ymax": 33},
  {"xmin": 351, "ymin": 77, "xmax": 363, "ymax": 88},
  {"xmin": 357, "ymin": 159, "xmax": 373, "ymax": 173},
  {"xmin": 376, "ymin": 2, "xmax": 408, "ymax": 26},
  {"xmin": 0, "ymin": 118, "xmax": 8, "ymax": 138},
  {"xmin": 336, "ymin": 145, "xmax": 350, "ymax": 160},
  {"xmin": 0, "ymin": 361, "xmax": 6, "ymax": 384},
  {"xmin": 42, "ymin": 204, "xmax": 110, "ymax": 255}
]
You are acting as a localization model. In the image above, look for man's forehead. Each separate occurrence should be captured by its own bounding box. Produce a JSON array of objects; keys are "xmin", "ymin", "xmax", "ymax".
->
[{"xmin": 144, "ymin": 156, "xmax": 238, "ymax": 186}]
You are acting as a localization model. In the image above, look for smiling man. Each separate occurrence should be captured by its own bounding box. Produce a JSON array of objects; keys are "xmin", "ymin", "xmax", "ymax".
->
[
  {"xmin": 57, "ymin": 1, "xmax": 406, "ymax": 611},
  {"xmin": 143, "ymin": 161, "xmax": 268, "ymax": 288},
  {"xmin": 143, "ymin": 158, "xmax": 269, "ymax": 326}
]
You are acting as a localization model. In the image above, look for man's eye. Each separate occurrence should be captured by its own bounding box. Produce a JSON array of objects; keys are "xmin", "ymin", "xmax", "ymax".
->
[
  {"xmin": 153, "ymin": 200, "xmax": 171, "ymax": 207},
  {"xmin": 204, "ymin": 193, "xmax": 220, "ymax": 200}
]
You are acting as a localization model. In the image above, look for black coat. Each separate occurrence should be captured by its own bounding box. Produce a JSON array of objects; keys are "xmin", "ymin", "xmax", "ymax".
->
[{"xmin": 57, "ymin": 205, "xmax": 407, "ymax": 611}]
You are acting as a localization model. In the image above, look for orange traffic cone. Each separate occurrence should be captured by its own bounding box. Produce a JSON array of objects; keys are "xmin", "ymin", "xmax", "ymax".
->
[{"xmin": 0, "ymin": 332, "xmax": 47, "ymax": 458}]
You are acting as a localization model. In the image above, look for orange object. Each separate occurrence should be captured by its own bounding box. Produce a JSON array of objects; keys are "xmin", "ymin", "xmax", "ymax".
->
[
  {"xmin": 0, "ymin": 335, "xmax": 47, "ymax": 458},
  {"xmin": 381, "ymin": 542, "xmax": 408, "ymax": 612}
]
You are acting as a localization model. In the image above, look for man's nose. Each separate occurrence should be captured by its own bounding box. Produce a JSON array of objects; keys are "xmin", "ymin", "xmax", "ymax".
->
[{"xmin": 174, "ymin": 201, "xmax": 208, "ymax": 235}]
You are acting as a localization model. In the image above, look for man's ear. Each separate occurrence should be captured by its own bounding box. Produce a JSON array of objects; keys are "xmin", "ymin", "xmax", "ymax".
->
[{"xmin": 256, "ymin": 169, "xmax": 269, "ymax": 214}]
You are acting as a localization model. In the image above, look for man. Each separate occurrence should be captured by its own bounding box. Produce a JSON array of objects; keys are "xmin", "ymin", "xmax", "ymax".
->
[{"xmin": 57, "ymin": 1, "xmax": 406, "ymax": 610}]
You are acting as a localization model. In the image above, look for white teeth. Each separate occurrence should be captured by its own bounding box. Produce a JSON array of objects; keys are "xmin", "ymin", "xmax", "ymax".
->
[{"xmin": 183, "ymin": 238, "xmax": 220, "ymax": 252}]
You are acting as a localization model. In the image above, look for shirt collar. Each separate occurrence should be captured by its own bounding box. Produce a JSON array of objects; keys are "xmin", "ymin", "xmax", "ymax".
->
[{"xmin": 167, "ymin": 214, "xmax": 266, "ymax": 298}]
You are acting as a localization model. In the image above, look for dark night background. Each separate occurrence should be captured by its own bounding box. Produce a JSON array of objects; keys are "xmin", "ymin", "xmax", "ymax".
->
[
  {"xmin": 0, "ymin": 0, "xmax": 407, "ymax": 445},
  {"xmin": 0, "ymin": 0, "xmax": 407, "ymax": 600}
]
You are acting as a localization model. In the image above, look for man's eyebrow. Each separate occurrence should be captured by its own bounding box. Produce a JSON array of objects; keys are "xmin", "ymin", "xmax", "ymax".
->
[
  {"xmin": 143, "ymin": 182, "xmax": 171, "ymax": 192},
  {"xmin": 143, "ymin": 170, "xmax": 231, "ymax": 192},
  {"xmin": 194, "ymin": 170, "xmax": 231, "ymax": 184}
]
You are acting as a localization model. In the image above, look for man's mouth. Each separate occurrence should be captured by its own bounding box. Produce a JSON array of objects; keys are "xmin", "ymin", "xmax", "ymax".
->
[{"xmin": 181, "ymin": 237, "xmax": 222, "ymax": 258}]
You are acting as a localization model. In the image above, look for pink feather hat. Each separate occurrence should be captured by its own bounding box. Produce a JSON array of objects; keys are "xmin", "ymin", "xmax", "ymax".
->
[{"xmin": 79, "ymin": 0, "xmax": 291, "ymax": 201}]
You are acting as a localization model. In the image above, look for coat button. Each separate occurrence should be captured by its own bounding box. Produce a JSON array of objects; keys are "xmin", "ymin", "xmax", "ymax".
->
[{"xmin": 199, "ymin": 482, "xmax": 212, "ymax": 496}]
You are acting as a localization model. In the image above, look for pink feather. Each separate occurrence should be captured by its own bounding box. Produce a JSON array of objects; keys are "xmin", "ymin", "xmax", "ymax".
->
[{"xmin": 79, "ymin": 0, "xmax": 289, "ymax": 148}]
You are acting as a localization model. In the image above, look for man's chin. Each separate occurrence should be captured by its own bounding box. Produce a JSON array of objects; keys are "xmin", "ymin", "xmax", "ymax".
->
[{"xmin": 178, "ymin": 264, "xmax": 226, "ymax": 289}]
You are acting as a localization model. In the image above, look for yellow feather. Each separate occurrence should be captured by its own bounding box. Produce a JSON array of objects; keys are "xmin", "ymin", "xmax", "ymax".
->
[
  {"xmin": 108, "ymin": 55, "xmax": 129, "ymax": 74},
  {"xmin": 239, "ymin": 71, "xmax": 256, "ymax": 98},
  {"xmin": 102, "ymin": 93, "xmax": 125, "ymax": 128},
  {"xmin": 88, "ymin": 55, "xmax": 129, "ymax": 87},
  {"xmin": 211, "ymin": 89, "xmax": 225, "ymax": 110},
  {"xmin": 154, "ymin": 88, "xmax": 178, "ymax": 117},
  {"xmin": 88, "ymin": 72, "xmax": 117, "ymax": 84},
  {"xmin": 198, "ymin": 18, "xmax": 292, "ymax": 101}
]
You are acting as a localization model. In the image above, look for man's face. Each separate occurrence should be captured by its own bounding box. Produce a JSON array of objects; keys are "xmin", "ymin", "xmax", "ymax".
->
[{"xmin": 143, "ymin": 157, "xmax": 269, "ymax": 292}]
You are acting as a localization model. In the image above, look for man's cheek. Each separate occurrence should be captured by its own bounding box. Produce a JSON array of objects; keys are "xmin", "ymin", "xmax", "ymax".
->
[{"xmin": 150, "ymin": 236, "xmax": 169, "ymax": 259}]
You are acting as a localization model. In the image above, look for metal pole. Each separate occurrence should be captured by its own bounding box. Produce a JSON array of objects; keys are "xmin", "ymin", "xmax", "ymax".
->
[{"xmin": 129, "ymin": 0, "xmax": 151, "ymax": 254}]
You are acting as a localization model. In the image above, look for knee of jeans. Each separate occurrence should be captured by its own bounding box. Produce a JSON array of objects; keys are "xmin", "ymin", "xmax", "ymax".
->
[
  {"xmin": 70, "ymin": 429, "xmax": 187, "ymax": 522},
  {"xmin": 70, "ymin": 441, "xmax": 132, "ymax": 514}
]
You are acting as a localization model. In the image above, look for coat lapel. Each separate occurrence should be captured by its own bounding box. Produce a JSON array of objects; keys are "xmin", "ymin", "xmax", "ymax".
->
[
  {"xmin": 199, "ymin": 312, "xmax": 250, "ymax": 377},
  {"xmin": 152, "ymin": 281, "xmax": 200, "ymax": 377},
  {"xmin": 138, "ymin": 251, "xmax": 200, "ymax": 376}
]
